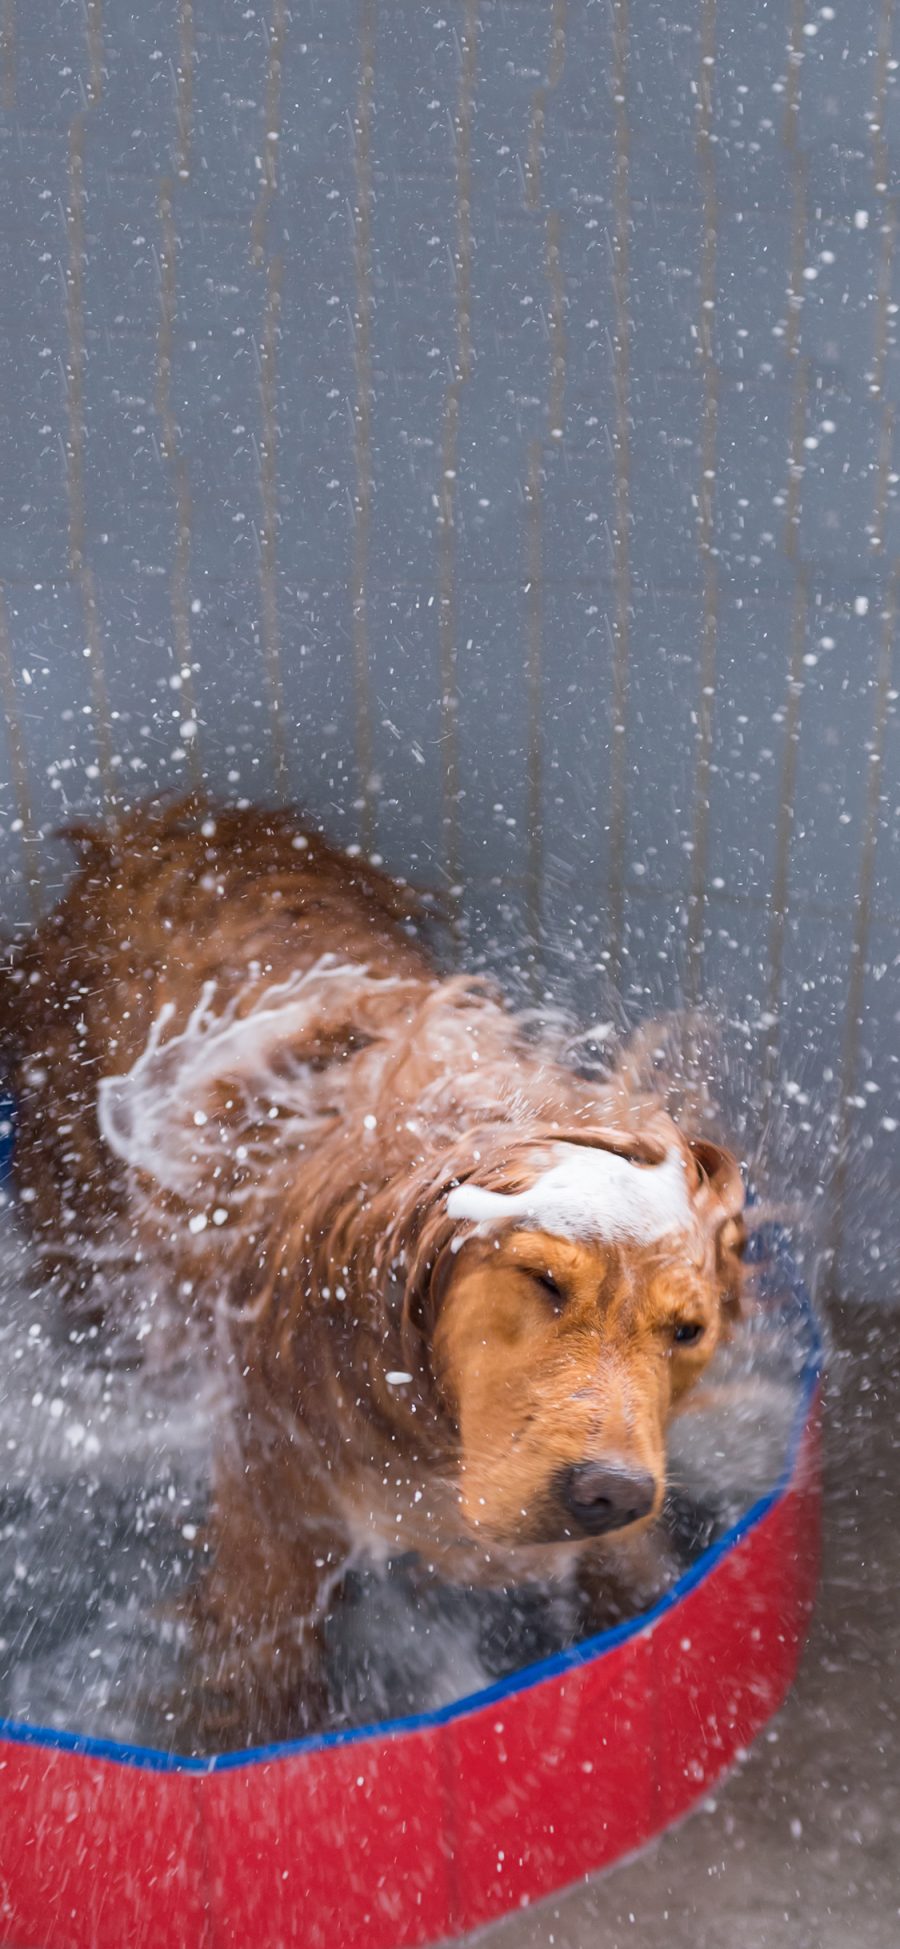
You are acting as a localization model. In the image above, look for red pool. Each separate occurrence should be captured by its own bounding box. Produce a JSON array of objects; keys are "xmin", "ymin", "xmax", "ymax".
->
[{"xmin": 0, "ymin": 1232, "xmax": 821, "ymax": 1949}]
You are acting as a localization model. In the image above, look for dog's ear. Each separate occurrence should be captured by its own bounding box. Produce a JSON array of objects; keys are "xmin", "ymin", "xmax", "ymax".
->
[
  {"xmin": 396, "ymin": 1235, "xmax": 456, "ymax": 1385},
  {"xmin": 369, "ymin": 1148, "xmax": 459, "ymax": 1391},
  {"xmin": 96, "ymin": 966, "xmax": 412, "ymax": 1201},
  {"xmin": 688, "ymin": 1139, "xmax": 746, "ymax": 1315}
]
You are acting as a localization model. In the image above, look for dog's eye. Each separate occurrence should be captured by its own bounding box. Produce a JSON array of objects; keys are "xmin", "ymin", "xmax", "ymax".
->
[
  {"xmin": 672, "ymin": 1321, "xmax": 703, "ymax": 1346},
  {"xmin": 532, "ymin": 1270, "xmax": 565, "ymax": 1307}
]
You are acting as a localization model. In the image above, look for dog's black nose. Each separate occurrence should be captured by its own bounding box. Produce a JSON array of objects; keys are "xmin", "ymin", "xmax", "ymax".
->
[{"xmin": 558, "ymin": 1462, "xmax": 657, "ymax": 1536}]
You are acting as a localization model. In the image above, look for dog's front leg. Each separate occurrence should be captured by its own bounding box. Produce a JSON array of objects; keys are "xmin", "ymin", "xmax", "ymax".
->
[
  {"xmin": 577, "ymin": 1526, "xmax": 681, "ymax": 1637},
  {"xmin": 186, "ymin": 1463, "xmax": 345, "ymax": 1749}
]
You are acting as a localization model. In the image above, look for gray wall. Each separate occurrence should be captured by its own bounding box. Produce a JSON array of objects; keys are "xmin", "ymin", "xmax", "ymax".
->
[{"xmin": 0, "ymin": 0, "xmax": 897, "ymax": 1298}]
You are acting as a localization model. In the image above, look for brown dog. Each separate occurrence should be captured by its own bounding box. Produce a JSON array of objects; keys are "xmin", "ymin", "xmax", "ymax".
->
[{"xmin": 1, "ymin": 799, "xmax": 745, "ymax": 1743}]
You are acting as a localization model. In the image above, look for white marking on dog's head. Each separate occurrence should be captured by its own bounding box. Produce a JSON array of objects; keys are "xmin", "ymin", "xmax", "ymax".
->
[{"xmin": 446, "ymin": 1143, "xmax": 692, "ymax": 1245}]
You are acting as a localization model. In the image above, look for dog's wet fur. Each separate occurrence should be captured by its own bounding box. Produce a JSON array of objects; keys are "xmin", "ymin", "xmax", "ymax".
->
[{"xmin": 1, "ymin": 799, "xmax": 746, "ymax": 1745}]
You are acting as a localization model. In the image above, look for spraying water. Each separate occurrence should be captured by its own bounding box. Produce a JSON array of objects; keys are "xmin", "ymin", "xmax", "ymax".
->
[{"xmin": 0, "ymin": 1037, "xmax": 813, "ymax": 1758}]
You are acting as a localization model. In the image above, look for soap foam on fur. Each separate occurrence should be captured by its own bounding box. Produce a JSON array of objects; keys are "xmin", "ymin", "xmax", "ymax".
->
[{"xmin": 447, "ymin": 1144, "xmax": 692, "ymax": 1244}]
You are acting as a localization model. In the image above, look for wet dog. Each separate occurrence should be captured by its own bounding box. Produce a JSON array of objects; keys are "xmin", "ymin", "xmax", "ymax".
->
[{"xmin": 2, "ymin": 799, "xmax": 745, "ymax": 1742}]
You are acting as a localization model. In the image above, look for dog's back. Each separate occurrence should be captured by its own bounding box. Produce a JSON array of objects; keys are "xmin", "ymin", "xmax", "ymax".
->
[{"xmin": 1, "ymin": 797, "xmax": 430, "ymax": 1299}]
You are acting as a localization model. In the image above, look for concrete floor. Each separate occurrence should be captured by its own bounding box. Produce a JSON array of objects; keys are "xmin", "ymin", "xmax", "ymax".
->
[{"xmin": 471, "ymin": 1302, "xmax": 900, "ymax": 1949}]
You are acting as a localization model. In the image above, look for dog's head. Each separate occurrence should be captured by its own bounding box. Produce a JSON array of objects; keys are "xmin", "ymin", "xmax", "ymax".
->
[{"xmin": 393, "ymin": 1126, "xmax": 745, "ymax": 1550}]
